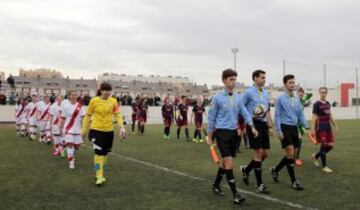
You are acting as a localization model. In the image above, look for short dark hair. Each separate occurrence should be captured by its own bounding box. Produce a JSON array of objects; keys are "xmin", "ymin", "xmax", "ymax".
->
[
  {"xmin": 181, "ymin": 95, "xmax": 187, "ymax": 100},
  {"xmin": 319, "ymin": 87, "xmax": 328, "ymax": 92},
  {"xmin": 97, "ymin": 82, "xmax": 112, "ymax": 96},
  {"xmin": 297, "ymin": 87, "xmax": 304, "ymax": 93},
  {"xmin": 252, "ymin": 69, "xmax": 266, "ymax": 81},
  {"xmin": 222, "ymin": 69, "xmax": 237, "ymax": 80},
  {"xmin": 283, "ymin": 74, "xmax": 295, "ymax": 84},
  {"xmin": 67, "ymin": 90, "xmax": 76, "ymax": 96}
]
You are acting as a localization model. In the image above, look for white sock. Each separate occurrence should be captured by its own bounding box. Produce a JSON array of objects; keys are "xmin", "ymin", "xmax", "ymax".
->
[{"xmin": 66, "ymin": 146, "xmax": 75, "ymax": 161}]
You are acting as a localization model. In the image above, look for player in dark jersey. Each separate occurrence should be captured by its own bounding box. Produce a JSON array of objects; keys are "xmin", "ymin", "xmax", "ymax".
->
[
  {"xmin": 311, "ymin": 87, "xmax": 339, "ymax": 173},
  {"xmin": 136, "ymin": 98, "xmax": 149, "ymax": 135},
  {"xmin": 190, "ymin": 98, "xmax": 207, "ymax": 143},
  {"xmin": 131, "ymin": 98, "xmax": 140, "ymax": 134},
  {"xmin": 161, "ymin": 97, "xmax": 174, "ymax": 140},
  {"xmin": 176, "ymin": 95, "xmax": 190, "ymax": 140}
]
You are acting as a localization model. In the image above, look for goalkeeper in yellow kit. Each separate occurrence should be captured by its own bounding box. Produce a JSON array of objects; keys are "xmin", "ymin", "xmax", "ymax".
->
[{"xmin": 82, "ymin": 82, "xmax": 127, "ymax": 186}]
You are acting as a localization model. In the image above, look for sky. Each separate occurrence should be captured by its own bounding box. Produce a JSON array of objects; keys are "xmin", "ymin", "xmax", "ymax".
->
[{"xmin": 0, "ymin": 0, "xmax": 359, "ymax": 88}]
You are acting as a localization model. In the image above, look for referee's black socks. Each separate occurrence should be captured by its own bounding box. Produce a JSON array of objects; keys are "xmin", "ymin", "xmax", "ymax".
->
[
  {"xmin": 286, "ymin": 158, "xmax": 296, "ymax": 183},
  {"xmin": 275, "ymin": 156, "xmax": 287, "ymax": 172},
  {"xmin": 214, "ymin": 167, "xmax": 225, "ymax": 187},
  {"xmin": 225, "ymin": 169, "xmax": 238, "ymax": 195},
  {"xmin": 244, "ymin": 159, "xmax": 255, "ymax": 174},
  {"xmin": 253, "ymin": 161, "xmax": 263, "ymax": 186}
]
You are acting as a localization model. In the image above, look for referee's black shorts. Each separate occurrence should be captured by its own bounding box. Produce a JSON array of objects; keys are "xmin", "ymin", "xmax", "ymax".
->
[
  {"xmin": 215, "ymin": 129, "xmax": 238, "ymax": 158},
  {"xmin": 280, "ymin": 124, "xmax": 300, "ymax": 148},
  {"xmin": 89, "ymin": 129, "xmax": 114, "ymax": 155},
  {"xmin": 246, "ymin": 120, "xmax": 270, "ymax": 150}
]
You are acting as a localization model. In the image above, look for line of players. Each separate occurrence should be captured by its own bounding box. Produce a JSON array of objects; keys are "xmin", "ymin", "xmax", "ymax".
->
[
  {"xmin": 14, "ymin": 91, "xmax": 86, "ymax": 169},
  {"xmin": 130, "ymin": 95, "xmax": 210, "ymax": 143}
]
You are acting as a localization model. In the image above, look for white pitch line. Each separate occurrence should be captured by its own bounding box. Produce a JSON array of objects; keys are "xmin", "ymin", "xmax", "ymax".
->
[{"xmin": 83, "ymin": 145, "xmax": 318, "ymax": 210}]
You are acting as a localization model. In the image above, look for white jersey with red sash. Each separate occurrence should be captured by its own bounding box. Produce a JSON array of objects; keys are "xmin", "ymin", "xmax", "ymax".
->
[
  {"xmin": 26, "ymin": 102, "xmax": 38, "ymax": 126},
  {"xmin": 37, "ymin": 101, "xmax": 52, "ymax": 138},
  {"xmin": 38, "ymin": 101, "xmax": 51, "ymax": 121},
  {"xmin": 49, "ymin": 103, "xmax": 61, "ymax": 135},
  {"xmin": 15, "ymin": 104, "xmax": 26, "ymax": 124},
  {"xmin": 60, "ymin": 99, "xmax": 70, "ymax": 113},
  {"xmin": 17, "ymin": 104, "xmax": 29, "ymax": 124},
  {"xmin": 61, "ymin": 102, "xmax": 85, "ymax": 145},
  {"xmin": 14, "ymin": 104, "xmax": 19, "ymax": 120}
]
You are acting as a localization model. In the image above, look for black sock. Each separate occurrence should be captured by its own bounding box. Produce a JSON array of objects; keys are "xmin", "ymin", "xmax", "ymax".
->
[
  {"xmin": 166, "ymin": 127, "xmax": 170, "ymax": 136},
  {"xmin": 167, "ymin": 127, "xmax": 170, "ymax": 136},
  {"xmin": 253, "ymin": 161, "xmax": 263, "ymax": 186},
  {"xmin": 199, "ymin": 131, "xmax": 202, "ymax": 139},
  {"xmin": 245, "ymin": 159, "xmax": 254, "ymax": 174},
  {"xmin": 132, "ymin": 122, "xmax": 135, "ymax": 132},
  {"xmin": 177, "ymin": 127, "xmax": 181, "ymax": 139},
  {"xmin": 203, "ymin": 129, "xmax": 208, "ymax": 136},
  {"xmin": 275, "ymin": 156, "xmax": 287, "ymax": 173},
  {"xmin": 185, "ymin": 128, "xmax": 189, "ymax": 138},
  {"xmin": 286, "ymin": 158, "xmax": 296, "ymax": 183},
  {"xmin": 194, "ymin": 130, "xmax": 198, "ymax": 139},
  {"xmin": 320, "ymin": 151, "xmax": 327, "ymax": 167},
  {"xmin": 225, "ymin": 169, "xmax": 238, "ymax": 195},
  {"xmin": 214, "ymin": 167, "xmax": 225, "ymax": 187},
  {"xmin": 315, "ymin": 150, "xmax": 321, "ymax": 159},
  {"xmin": 137, "ymin": 123, "xmax": 141, "ymax": 132},
  {"xmin": 164, "ymin": 127, "xmax": 167, "ymax": 135},
  {"xmin": 142, "ymin": 125, "xmax": 145, "ymax": 134}
]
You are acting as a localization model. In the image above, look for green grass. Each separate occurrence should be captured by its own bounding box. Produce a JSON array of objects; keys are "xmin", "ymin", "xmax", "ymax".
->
[{"xmin": 1, "ymin": 120, "xmax": 360, "ymax": 210}]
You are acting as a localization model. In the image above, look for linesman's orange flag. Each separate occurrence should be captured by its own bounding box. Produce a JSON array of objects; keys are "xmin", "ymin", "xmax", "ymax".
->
[{"xmin": 210, "ymin": 145, "xmax": 220, "ymax": 165}]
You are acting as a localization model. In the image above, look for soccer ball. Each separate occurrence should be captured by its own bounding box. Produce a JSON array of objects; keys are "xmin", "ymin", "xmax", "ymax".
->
[{"xmin": 253, "ymin": 104, "xmax": 267, "ymax": 118}]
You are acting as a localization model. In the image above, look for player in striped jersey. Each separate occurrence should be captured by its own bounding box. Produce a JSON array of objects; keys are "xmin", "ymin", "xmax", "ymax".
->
[
  {"xmin": 59, "ymin": 90, "xmax": 86, "ymax": 169},
  {"xmin": 26, "ymin": 93, "xmax": 39, "ymax": 140},
  {"xmin": 15, "ymin": 98, "xmax": 28, "ymax": 137},
  {"xmin": 49, "ymin": 96, "xmax": 64, "ymax": 156},
  {"xmin": 36, "ymin": 95, "xmax": 52, "ymax": 143}
]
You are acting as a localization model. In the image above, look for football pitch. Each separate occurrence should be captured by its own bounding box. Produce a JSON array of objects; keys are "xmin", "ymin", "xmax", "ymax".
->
[{"xmin": 1, "ymin": 120, "xmax": 359, "ymax": 210}]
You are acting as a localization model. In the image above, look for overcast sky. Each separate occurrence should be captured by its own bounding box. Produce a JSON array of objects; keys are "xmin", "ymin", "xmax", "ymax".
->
[{"xmin": 0, "ymin": 0, "xmax": 359, "ymax": 87}]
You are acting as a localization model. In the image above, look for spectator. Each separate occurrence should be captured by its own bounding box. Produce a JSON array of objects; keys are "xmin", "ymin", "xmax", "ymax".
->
[
  {"xmin": 83, "ymin": 94, "xmax": 91, "ymax": 106},
  {"xmin": 0, "ymin": 94, "xmax": 7, "ymax": 105},
  {"xmin": 121, "ymin": 95, "xmax": 127, "ymax": 106},
  {"xmin": 50, "ymin": 93, "xmax": 56, "ymax": 104},
  {"xmin": 7, "ymin": 74, "xmax": 16, "ymax": 89},
  {"xmin": 135, "ymin": 95, "xmax": 140, "ymax": 101},
  {"xmin": 126, "ymin": 95, "xmax": 133, "ymax": 106},
  {"xmin": 9, "ymin": 94, "xmax": 16, "ymax": 105},
  {"xmin": 154, "ymin": 96, "xmax": 161, "ymax": 106}
]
